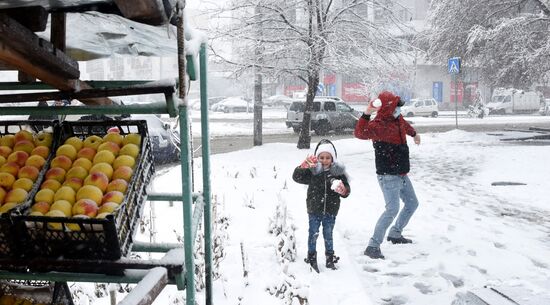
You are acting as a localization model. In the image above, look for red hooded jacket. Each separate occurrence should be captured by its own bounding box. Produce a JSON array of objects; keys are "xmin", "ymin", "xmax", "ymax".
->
[{"xmin": 354, "ymin": 91, "xmax": 417, "ymax": 175}]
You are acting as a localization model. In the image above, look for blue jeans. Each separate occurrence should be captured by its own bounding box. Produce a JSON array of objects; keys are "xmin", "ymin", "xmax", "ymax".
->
[
  {"xmin": 369, "ymin": 175, "xmax": 419, "ymax": 248},
  {"xmin": 308, "ymin": 213, "xmax": 336, "ymax": 254}
]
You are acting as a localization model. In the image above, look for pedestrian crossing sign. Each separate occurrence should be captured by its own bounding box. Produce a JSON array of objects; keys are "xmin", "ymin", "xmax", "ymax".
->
[{"xmin": 448, "ymin": 57, "xmax": 461, "ymax": 74}]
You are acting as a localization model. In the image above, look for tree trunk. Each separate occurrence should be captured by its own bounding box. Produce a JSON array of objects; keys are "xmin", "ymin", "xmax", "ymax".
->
[
  {"xmin": 297, "ymin": 73, "xmax": 320, "ymax": 149},
  {"xmin": 253, "ymin": 71, "xmax": 263, "ymax": 146}
]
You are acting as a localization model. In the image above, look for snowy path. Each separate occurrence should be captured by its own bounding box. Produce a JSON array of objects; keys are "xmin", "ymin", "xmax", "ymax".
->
[{"xmin": 134, "ymin": 129, "xmax": 550, "ymax": 305}]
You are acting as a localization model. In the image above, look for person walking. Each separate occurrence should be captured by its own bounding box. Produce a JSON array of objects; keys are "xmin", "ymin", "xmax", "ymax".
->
[
  {"xmin": 292, "ymin": 140, "xmax": 351, "ymax": 272},
  {"xmin": 354, "ymin": 91, "xmax": 421, "ymax": 259}
]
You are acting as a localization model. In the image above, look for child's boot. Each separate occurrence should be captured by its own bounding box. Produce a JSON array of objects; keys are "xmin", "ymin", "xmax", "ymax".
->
[
  {"xmin": 325, "ymin": 251, "xmax": 340, "ymax": 270},
  {"xmin": 304, "ymin": 251, "xmax": 320, "ymax": 273}
]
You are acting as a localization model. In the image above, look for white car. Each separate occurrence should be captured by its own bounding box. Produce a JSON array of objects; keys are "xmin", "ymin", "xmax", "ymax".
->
[
  {"xmin": 211, "ymin": 97, "xmax": 251, "ymax": 113},
  {"xmin": 401, "ymin": 98, "xmax": 439, "ymax": 117}
]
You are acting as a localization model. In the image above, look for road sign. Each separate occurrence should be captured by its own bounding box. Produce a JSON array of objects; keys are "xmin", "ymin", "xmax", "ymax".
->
[
  {"xmin": 448, "ymin": 57, "xmax": 461, "ymax": 74},
  {"xmin": 316, "ymin": 83, "xmax": 325, "ymax": 95}
]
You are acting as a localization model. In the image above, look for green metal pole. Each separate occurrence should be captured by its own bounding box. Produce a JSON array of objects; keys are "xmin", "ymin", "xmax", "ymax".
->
[
  {"xmin": 180, "ymin": 105, "xmax": 195, "ymax": 303},
  {"xmin": 200, "ymin": 43, "xmax": 213, "ymax": 305}
]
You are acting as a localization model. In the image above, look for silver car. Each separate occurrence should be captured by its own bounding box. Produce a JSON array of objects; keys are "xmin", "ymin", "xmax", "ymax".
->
[{"xmin": 286, "ymin": 98, "xmax": 361, "ymax": 135}]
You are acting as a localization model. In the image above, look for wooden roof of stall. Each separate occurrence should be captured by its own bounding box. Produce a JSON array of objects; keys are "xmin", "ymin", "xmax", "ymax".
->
[{"xmin": 0, "ymin": 0, "xmax": 178, "ymax": 105}]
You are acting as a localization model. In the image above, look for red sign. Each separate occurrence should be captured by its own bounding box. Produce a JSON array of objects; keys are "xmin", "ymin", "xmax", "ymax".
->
[
  {"xmin": 450, "ymin": 81, "xmax": 463, "ymax": 104},
  {"xmin": 342, "ymin": 83, "xmax": 369, "ymax": 103},
  {"xmin": 324, "ymin": 74, "xmax": 336, "ymax": 85}
]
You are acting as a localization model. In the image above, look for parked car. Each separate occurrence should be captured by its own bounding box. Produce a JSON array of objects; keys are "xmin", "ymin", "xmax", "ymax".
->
[
  {"xmin": 487, "ymin": 88, "xmax": 541, "ymax": 114},
  {"xmin": 286, "ymin": 98, "xmax": 360, "ymax": 135},
  {"xmin": 401, "ymin": 98, "xmax": 439, "ymax": 117},
  {"xmin": 264, "ymin": 94, "xmax": 294, "ymax": 107},
  {"xmin": 211, "ymin": 97, "xmax": 251, "ymax": 113}
]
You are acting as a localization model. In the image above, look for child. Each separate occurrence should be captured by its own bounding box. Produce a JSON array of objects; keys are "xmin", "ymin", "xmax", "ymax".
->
[{"xmin": 292, "ymin": 140, "xmax": 350, "ymax": 272}]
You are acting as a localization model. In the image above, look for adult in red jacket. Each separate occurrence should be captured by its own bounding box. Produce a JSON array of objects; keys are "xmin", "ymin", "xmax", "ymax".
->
[{"xmin": 354, "ymin": 91, "xmax": 421, "ymax": 259}]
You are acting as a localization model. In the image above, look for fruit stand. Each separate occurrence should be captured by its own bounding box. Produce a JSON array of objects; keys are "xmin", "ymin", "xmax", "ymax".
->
[{"xmin": 0, "ymin": 37, "xmax": 211, "ymax": 305}]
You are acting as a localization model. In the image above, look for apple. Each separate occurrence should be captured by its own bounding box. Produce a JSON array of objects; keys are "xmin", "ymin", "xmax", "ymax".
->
[
  {"xmin": 13, "ymin": 140, "xmax": 35, "ymax": 155},
  {"xmin": 50, "ymin": 155, "xmax": 72, "ymax": 171},
  {"xmin": 72, "ymin": 198, "xmax": 99, "ymax": 217},
  {"xmin": 93, "ymin": 150, "xmax": 115, "ymax": 165},
  {"xmin": 113, "ymin": 155, "xmax": 136, "ymax": 170},
  {"xmin": 64, "ymin": 136, "xmax": 83, "ymax": 151},
  {"xmin": 82, "ymin": 135, "xmax": 103, "ymax": 150},
  {"xmin": 97, "ymin": 141, "xmax": 120, "ymax": 156},
  {"xmin": 106, "ymin": 178, "xmax": 128, "ymax": 193},
  {"xmin": 45, "ymin": 167, "xmax": 66, "ymax": 182},
  {"xmin": 31, "ymin": 146, "xmax": 50, "ymax": 159},
  {"xmin": 25, "ymin": 154, "xmax": 46, "ymax": 169},
  {"xmin": 53, "ymin": 186, "xmax": 76, "ymax": 204},
  {"xmin": 66, "ymin": 214, "xmax": 90, "ymax": 231},
  {"xmin": 34, "ymin": 188, "xmax": 55, "ymax": 204},
  {"xmin": 5, "ymin": 188, "xmax": 28, "ymax": 204},
  {"xmin": 12, "ymin": 177, "xmax": 33, "ymax": 192},
  {"xmin": 0, "ymin": 162, "xmax": 20, "ymax": 176},
  {"xmin": 51, "ymin": 199, "xmax": 73, "ymax": 217},
  {"xmin": 17, "ymin": 165, "xmax": 40, "ymax": 181},
  {"xmin": 84, "ymin": 171, "xmax": 109, "ymax": 192},
  {"xmin": 31, "ymin": 201, "xmax": 51, "ymax": 214},
  {"xmin": 0, "ymin": 172, "xmax": 16, "ymax": 189},
  {"xmin": 45, "ymin": 210, "xmax": 66, "ymax": 230},
  {"xmin": 112, "ymin": 165, "xmax": 133, "ymax": 182},
  {"xmin": 0, "ymin": 202, "xmax": 19, "ymax": 214},
  {"xmin": 0, "ymin": 187, "xmax": 6, "ymax": 205},
  {"xmin": 107, "ymin": 127, "xmax": 120, "ymax": 134},
  {"xmin": 76, "ymin": 185, "xmax": 104, "ymax": 205},
  {"xmin": 34, "ymin": 131, "xmax": 54, "ymax": 148},
  {"xmin": 0, "ymin": 134, "xmax": 15, "ymax": 148},
  {"xmin": 89, "ymin": 162, "xmax": 114, "ymax": 180},
  {"xmin": 66, "ymin": 166, "xmax": 88, "ymax": 180},
  {"xmin": 72, "ymin": 157, "xmax": 93, "ymax": 171},
  {"xmin": 0, "ymin": 156, "xmax": 5, "ymax": 168},
  {"xmin": 119, "ymin": 143, "xmax": 139, "ymax": 159},
  {"xmin": 0, "ymin": 146, "xmax": 12, "ymax": 159},
  {"xmin": 63, "ymin": 177, "xmax": 84, "ymax": 192},
  {"xmin": 13, "ymin": 130, "xmax": 34, "ymax": 143},
  {"xmin": 123, "ymin": 133, "xmax": 141, "ymax": 146},
  {"xmin": 7, "ymin": 151, "xmax": 29, "ymax": 167},
  {"xmin": 103, "ymin": 132, "xmax": 124, "ymax": 147},
  {"xmin": 101, "ymin": 190, "xmax": 124, "ymax": 205},
  {"xmin": 76, "ymin": 147, "xmax": 96, "ymax": 161},
  {"xmin": 56, "ymin": 144, "xmax": 78, "ymax": 160},
  {"xmin": 98, "ymin": 201, "xmax": 120, "ymax": 214},
  {"xmin": 40, "ymin": 179, "xmax": 62, "ymax": 192}
]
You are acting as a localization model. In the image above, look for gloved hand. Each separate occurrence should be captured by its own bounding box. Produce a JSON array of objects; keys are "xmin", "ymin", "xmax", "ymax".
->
[
  {"xmin": 331, "ymin": 179, "xmax": 347, "ymax": 195},
  {"xmin": 300, "ymin": 155, "xmax": 318, "ymax": 168}
]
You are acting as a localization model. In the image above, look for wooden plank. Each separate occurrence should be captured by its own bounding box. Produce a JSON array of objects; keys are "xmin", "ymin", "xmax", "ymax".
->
[
  {"xmin": 0, "ymin": 6, "xmax": 48, "ymax": 32},
  {"xmin": 0, "ymin": 83, "xmax": 175, "ymax": 103},
  {"xmin": 0, "ymin": 13, "xmax": 79, "ymax": 78},
  {"xmin": 51, "ymin": 12, "xmax": 66, "ymax": 52},
  {"xmin": 114, "ymin": 0, "xmax": 170, "ymax": 25},
  {"xmin": 118, "ymin": 267, "xmax": 168, "ymax": 305}
]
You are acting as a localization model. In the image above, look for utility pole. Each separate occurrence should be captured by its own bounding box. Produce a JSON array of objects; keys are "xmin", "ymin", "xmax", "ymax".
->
[{"xmin": 253, "ymin": 4, "xmax": 263, "ymax": 146}]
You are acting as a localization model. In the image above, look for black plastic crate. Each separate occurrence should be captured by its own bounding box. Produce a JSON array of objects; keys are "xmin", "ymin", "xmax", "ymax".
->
[
  {"xmin": 0, "ymin": 280, "xmax": 74, "ymax": 305},
  {"xmin": 13, "ymin": 120, "xmax": 154, "ymax": 260},
  {"xmin": 0, "ymin": 120, "xmax": 59, "ymax": 258}
]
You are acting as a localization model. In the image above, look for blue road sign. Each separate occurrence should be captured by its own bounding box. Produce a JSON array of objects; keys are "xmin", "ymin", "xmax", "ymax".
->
[
  {"xmin": 433, "ymin": 82, "xmax": 443, "ymax": 103},
  {"xmin": 316, "ymin": 83, "xmax": 325, "ymax": 95},
  {"xmin": 448, "ymin": 57, "xmax": 461, "ymax": 74}
]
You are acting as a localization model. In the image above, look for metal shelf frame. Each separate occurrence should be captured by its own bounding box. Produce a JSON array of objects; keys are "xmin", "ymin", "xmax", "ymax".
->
[{"xmin": 0, "ymin": 44, "xmax": 212, "ymax": 305}]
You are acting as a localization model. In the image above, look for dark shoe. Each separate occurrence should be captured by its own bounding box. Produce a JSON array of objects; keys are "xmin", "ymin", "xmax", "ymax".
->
[
  {"xmin": 304, "ymin": 252, "xmax": 320, "ymax": 273},
  {"xmin": 387, "ymin": 236, "xmax": 413, "ymax": 244},
  {"xmin": 364, "ymin": 246, "xmax": 385, "ymax": 259},
  {"xmin": 325, "ymin": 251, "xmax": 340, "ymax": 270}
]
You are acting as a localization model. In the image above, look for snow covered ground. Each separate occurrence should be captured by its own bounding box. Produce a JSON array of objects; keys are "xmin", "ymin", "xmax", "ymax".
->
[{"xmin": 113, "ymin": 127, "xmax": 550, "ymax": 305}]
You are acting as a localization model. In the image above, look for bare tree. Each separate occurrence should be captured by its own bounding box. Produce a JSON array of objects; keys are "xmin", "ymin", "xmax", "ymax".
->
[
  {"xmin": 208, "ymin": 0, "xmax": 412, "ymax": 148},
  {"xmin": 422, "ymin": 0, "xmax": 550, "ymax": 89}
]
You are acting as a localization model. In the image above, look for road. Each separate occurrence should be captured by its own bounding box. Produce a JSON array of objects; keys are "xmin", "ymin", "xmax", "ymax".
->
[{"xmin": 191, "ymin": 119, "xmax": 550, "ymax": 156}]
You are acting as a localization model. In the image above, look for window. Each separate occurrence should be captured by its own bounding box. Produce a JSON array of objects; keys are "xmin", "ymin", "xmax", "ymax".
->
[
  {"xmin": 337, "ymin": 103, "xmax": 352, "ymax": 112},
  {"xmin": 324, "ymin": 102, "xmax": 336, "ymax": 111},
  {"xmin": 313, "ymin": 102, "xmax": 321, "ymax": 112},
  {"xmin": 289, "ymin": 102, "xmax": 304, "ymax": 112},
  {"xmin": 415, "ymin": 101, "xmax": 423, "ymax": 107}
]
